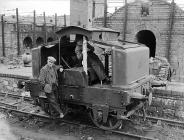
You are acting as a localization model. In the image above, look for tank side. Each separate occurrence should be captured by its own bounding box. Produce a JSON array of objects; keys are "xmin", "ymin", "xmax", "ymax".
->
[{"xmin": 112, "ymin": 45, "xmax": 149, "ymax": 86}]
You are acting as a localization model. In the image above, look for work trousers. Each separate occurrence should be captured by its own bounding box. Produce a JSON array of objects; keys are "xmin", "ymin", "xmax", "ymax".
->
[{"xmin": 45, "ymin": 87, "xmax": 62, "ymax": 115}]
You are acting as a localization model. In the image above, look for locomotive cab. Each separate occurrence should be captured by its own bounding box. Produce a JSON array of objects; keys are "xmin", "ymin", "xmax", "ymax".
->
[
  {"xmin": 30, "ymin": 26, "xmax": 152, "ymax": 130},
  {"xmin": 32, "ymin": 26, "xmax": 119, "ymax": 86}
]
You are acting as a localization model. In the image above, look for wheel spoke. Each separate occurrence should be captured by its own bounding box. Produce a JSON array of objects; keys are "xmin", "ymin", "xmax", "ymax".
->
[
  {"xmin": 89, "ymin": 111, "xmax": 121, "ymax": 130},
  {"xmin": 142, "ymin": 105, "xmax": 147, "ymax": 121},
  {"xmin": 109, "ymin": 119, "xmax": 113, "ymax": 127}
]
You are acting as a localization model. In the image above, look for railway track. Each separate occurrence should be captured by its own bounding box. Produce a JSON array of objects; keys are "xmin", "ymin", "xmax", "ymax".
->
[
  {"xmin": 134, "ymin": 114, "xmax": 184, "ymax": 129},
  {"xmin": 0, "ymin": 107, "xmax": 157, "ymax": 140},
  {"xmin": 153, "ymin": 88, "xmax": 184, "ymax": 101},
  {"xmin": 153, "ymin": 94, "xmax": 184, "ymax": 101},
  {"xmin": 0, "ymin": 91, "xmax": 182, "ymax": 140}
]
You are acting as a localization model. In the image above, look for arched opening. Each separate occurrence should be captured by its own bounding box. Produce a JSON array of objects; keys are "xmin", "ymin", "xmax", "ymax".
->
[
  {"xmin": 136, "ymin": 30, "xmax": 156, "ymax": 57},
  {"xmin": 47, "ymin": 37, "xmax": 54, "ymax": 43},
  {"xmin": 36, "ymin": 37, "xmax": 44, "ymax": 46},
  {"xmin": 23, "ymin": 37, "xmax": 32, "ymax": 49}
]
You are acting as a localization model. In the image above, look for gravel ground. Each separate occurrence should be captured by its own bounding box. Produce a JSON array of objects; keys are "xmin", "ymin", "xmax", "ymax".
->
[
  {"xmin": 0, "ymin": 111, "xmax": 122, "ymax": 140},
  {"xmin": 1, "ymin": 111, "xmax": 184, "ymax": 140}
]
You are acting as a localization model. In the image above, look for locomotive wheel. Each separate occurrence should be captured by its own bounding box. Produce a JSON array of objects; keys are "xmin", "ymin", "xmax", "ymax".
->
[{"xmin": 89, "ymin": 111, "xmax": 121, "ymax": 130}]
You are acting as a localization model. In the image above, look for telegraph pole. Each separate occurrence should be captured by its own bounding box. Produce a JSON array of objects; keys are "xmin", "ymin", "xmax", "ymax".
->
[
  {"xmin": 16, "ymin": 8, "xmax": 20, "ymax": 55},
  {"xmin": 92, "ymin": 0, "xmax": 95, "ymax": 18},
  {"xmin": 167, "ymin": 0, "xmax": 175, "ymax": 63},
  {"xmin": 103, "ymin": 0, "xmax": 108, "ymax": 75},
  {"xmin": 33, "ymin": 10, "xmax": 36, "ymax": 47},
  {"xmin": 64, "ymin": 14, "xmax": 66, "ymax": 27},
  {"xmin": 1, "ymin": 14, "xmax": 5, "ymax": 57},
  {"xmin": 122, "ymin": 0, "xmax": 128, "ymax": 41},
  {"xmin": 43, "ymin": 12, "xmax": 47, "ymax": 43},
  {"xmin": 103, "ymin": 0, "xmax": 107, "ymax": 27},
  {"xmin": 55, "ymin": 13, "xmax": 57, "ymax": 31}
]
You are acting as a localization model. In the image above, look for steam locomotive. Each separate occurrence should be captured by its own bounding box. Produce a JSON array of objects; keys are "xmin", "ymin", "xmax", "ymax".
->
[{"xmin": 24, "ymin": 26, "xmax": 152, "ymax": 130}]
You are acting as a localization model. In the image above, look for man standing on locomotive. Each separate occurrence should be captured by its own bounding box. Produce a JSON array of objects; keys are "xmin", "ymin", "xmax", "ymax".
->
[
  {"xmin": 39, "ymin": 56, "xmax": 64, "ymax": 118},
  {"xmin": 75, "ymin": 39, "xmax": 109, "ymax": 84}
]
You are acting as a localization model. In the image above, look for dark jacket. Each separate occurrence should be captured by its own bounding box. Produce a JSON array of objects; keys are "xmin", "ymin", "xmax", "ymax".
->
[{"xmin": 87, "ymin": 51, "xmax": 106, "ymax": 81}]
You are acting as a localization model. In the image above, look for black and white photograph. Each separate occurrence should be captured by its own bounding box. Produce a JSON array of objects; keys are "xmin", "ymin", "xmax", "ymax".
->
[{"xmin": 0, "ymin": 0, "xmax": 184, "ymax": 139}]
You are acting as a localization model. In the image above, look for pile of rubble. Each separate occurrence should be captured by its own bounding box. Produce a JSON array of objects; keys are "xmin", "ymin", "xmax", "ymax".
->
[
  {"xmin": 149, "ymin": 56, "xmax": 172, "ymax": 87},
  {"xmin": 0, "ymin": 52, "xmax": 32, "ymax": 69},
  {"xmin": 0, "ymin": 55, "xmax": 23, "ymax": 67}
]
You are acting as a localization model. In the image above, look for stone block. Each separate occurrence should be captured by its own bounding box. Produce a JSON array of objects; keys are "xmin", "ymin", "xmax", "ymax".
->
[
  {"xmin": 175, "ymin": 110, "xmax": 184, "ymax": 119},
  {"xmin": 13, "ymin": 84, "xmax": 17, "ymax": 88},
  {"xmin": 171, "ymin": 90, "xmax": 184, "ymax": 98},
  {"xmin": 0, "ymin": 84, "xmax": 4, "ymax": 90},
  {"xmin": 175, "ymin": 100, "xmax": 184, "ymax": 109},
  {"xmin": 3, "ymin": 81, "xmax": 9, "ymax": 86},
  {"xmin": 156, "ymin": 107, "xmax": 164, "ymax": 117},
  {"xmin": 151, "ymin": 98, "xmax": 162, "ymax": 107},
  {"xmin": 147, "ymin": 106, "xmax": 157, "ymax": 115},
  {"xmin": 163, "ymin": 109, "xmax": 175, "ymax": 118},
  {"xmin": 161, "ymin": 98, "xmax": 176, "ymax": 109},
  {"xmin": 6, "ymin": 86, "xmax": 13, "ymax": 91},
  {"xmin": 13, "ymin": 88, "xmax": 18, "ymax": 92}
]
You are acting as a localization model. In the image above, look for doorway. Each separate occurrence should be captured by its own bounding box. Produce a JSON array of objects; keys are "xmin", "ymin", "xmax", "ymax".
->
[{"xmin": 136, "ymin": 30, "xmax": 156, "ymax": 57}]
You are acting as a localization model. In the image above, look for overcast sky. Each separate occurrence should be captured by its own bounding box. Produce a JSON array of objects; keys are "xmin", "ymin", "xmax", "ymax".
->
[
  {"xmin": 0, "ymin": 0, "xmax": 70, "ymax": 16},
  {"xmin": 0, "ymin": 0, "xmax": 184, "ymax": 16}
]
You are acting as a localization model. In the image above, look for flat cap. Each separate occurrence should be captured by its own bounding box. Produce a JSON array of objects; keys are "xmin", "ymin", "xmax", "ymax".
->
[{"xmin": 48, "ymin": 56, "xmax": 56, "ymax": 63}]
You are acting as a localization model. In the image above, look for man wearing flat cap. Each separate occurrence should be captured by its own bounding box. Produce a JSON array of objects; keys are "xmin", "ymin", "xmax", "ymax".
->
[{"xmin": 39, "ymin": 56, "xmax": 64, "ymax": 118}]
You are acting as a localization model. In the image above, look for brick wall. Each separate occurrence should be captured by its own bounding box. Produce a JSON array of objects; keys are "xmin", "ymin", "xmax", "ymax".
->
[
  {"xmin": 93, "ymin": 0, "xmax": 184, "ymax": 82},
  {"xmin": 0, "ymin": 22, "xmax": 57, "ymax": 58}
]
